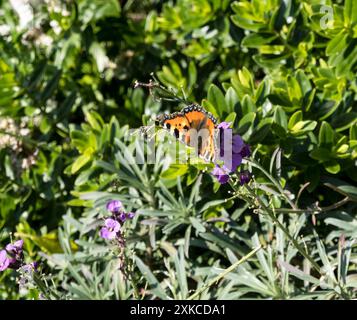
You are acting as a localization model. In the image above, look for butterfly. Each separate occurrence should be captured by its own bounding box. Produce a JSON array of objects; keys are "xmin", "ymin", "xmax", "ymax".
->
[{"xmin": 156, "ymin": 104, "xmax": 218, "ymax": 162}]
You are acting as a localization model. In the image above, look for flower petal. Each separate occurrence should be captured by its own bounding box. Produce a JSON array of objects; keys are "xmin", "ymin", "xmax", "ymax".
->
[
  {"xmin": 99, "ymin": 227, "xmax": 109, "ymax": 239},
  {"xmin": 231, "ymin": 152, "xmax": 243, "ymax": 172},
  {"xmin": 232, "ymin": 135, "xmax": 244, "ymax": 153},
  {"xmin": 106, "ymin": 200, "xmax": 123, "ymax": 213},
  {"xmin": 0, "ymin": 250, "xmax": 6, "ymax": 263},
  {"xmin": 118, "ymin": 212, "xmax": 127, "ymax": 222},
  {"xmin": 240, "ymin": 144, "xmax": 251, "ymax": 158},
  {"xmin": 14, "ymin": 239, "xmax": 24, "ymax": 249},
  {"xmin": 211, "ymin": 165, "xmax": 230, "ymax": 184},
  {"xmin": 105, "ymin": 218, "xmax": 120, "ymax": 230},
  {"xmin": 217, "ymin": 122, "xmax": 231, "ymax": 129},
  {"xmin": 127, "ymin": 212, "xmax": 135, "ymax": 219},
  {"xmin": 0, "ymin": 250, "xmax": 10, "ymax": 271},
  {"xmin": 239, "ymin": 170, "xmax": 251, "ymax": 185}
]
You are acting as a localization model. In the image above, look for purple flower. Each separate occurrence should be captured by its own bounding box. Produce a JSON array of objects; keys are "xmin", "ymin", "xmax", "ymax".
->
[
  {"xmin": 239, "ymin": 170, "xmax": 251, "ymax": 186},
  {"xmin": 22, "ymin": 262, "xmax": 38, "ymax": 273},
  {"xmin": 0, "ymin": 250, "xmax": 10, "ymax": 272},
  {"xmin": 223, "ymin": 152, "xmax": 242, "ymax": 172},
  {"xmin": 118, "ymin": 212, "xmax": 127, "ymax": 222},
  {"xmin": 127, "ymin": 212, "xmax": 135, "ymax": 219},
  {"xmin": 240, "ymin": 144, "xmax": 251, "ymax": 158},
  {"xmin": 99, "ymin": 218, "xmax": 120, "ymax": 240},
  {"xmin": 217, "ymin": 122, "xmax": 231, "ymax": 129},
  {"xmin": 212, "ymin": 121, "xmax": 252, "ymax": 184},
  {"xmin": 212, "ymin": 165, "xmax": 230, "ymax": 184},
  {"xmin": 232, "ymin": 135, "xmax": 244, "ymax": 153},
  {"xmin": 6, "ymin": 239, "xmax": 24, "ymax": 254},
  {"xmin": 106, "ymin": 200, "xmax": 123, "ymax": 213}
]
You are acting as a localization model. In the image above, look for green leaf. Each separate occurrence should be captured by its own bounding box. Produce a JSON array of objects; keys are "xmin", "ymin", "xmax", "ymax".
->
[
  {"xmin": 201, "ymin": 99, "xmax": 219, "ymax": 119},
  {"xmin": 40, "ymin": 69, "xmax": 62, "ymax": 102},
  {"xmin": 237, "ymin": 112, "xmax": 256, "ymax": 135},
  {"xmin": 290, "ymin": 121, "xmax": 317, "ymax": 136},
  {"xmin": 326, "ymin": 32, "xmax": 348, "ymax": 57},
  {"xmin": 249, "ymin": 118, "xmax": 272, "ymax": 144},
  {"xmin": 331, "ymin": 112, "xmax": 357, "ymax": 132},
  {"xmin": 241, "ymin": 94, "xmax": 256, "ymax": 114},
  {"xmin": 134, "ymin": 256, "xmax": 169, "ymax": 299},
  {"xmin": 85, "ymin": 111, "xmax": 104, "ymax": 131},
  {"xmin": 323, "ymin": 160, "xmax": 341, "ymax": 174},
  {"xmin": 241, "ymin": 33, "xmax": 278, "ymax": 47},
  {"xmin": 344, "ymin": 0, "xmax": 357, "ymax": 27},
  {"xmin": 278, "ymin": 260, "xmax": 320, "ymax": 285},
  {"xmin": 173, "ymin": 246, "xmax": 188, "ymax": 298},
  {"xmin": 319, "ymin": 121, "xmax": 335, "ymax": 148},
  {"xmin": 208, "ymin": 84, "xmax": 228, "ymax": 117},
  {"xmin": 350, "ymin": 123, "xmax": 357, "ymax": 140},
  {"xmin": 71, "ymin": 154, "xmax": 92, "ymax": 174},
  {"xmin": 189, "ymin": 217, "xmax": 206, "ymax": 233},
  {"xmin": 231, "ymin": 15, "xmax": 266, "ymax": 32},
  {"xmin": 287, "ymin": 110, "xmax": 303, "ymax": 130},
  {"xmin": 224, "ymin": 112, "xmax": 236, "ymax": 124},
  {"xmin": 309, "ymin": 148, "xmax": 333, "ymax": 161},
  {"xmin": 161, "ymin": 164, "xmax": 188, "ymax": 179},
  {"xmin": 287, "ymin": 75, "xmax": 303, "ymax": 103},
  {"xmin": 225, "ymin": 87, "xmax": 239, "ymax": 113},
  {"xmin": 273, "ymin": 106, "xmax": 287, "ymax": 129}
]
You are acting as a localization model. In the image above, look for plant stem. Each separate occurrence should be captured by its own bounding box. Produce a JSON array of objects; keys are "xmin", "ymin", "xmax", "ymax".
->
[
  {"xmin": 246, "ymin": 159, "xmax": 297, "ymax": 210},
  {"xmin": 243, "ymin": 185, "xmax": 321, "ymax": 273},
  {"xmin": 188, "ymin": 245, "xmax": 262, "ymax": 300},
  {"xmin": 32, "ymin": 272, "xmax": 60, "ymax": 300},
  {"xmin": 273, "ymin": 197, "xmax": 350, "ymax": 214}
]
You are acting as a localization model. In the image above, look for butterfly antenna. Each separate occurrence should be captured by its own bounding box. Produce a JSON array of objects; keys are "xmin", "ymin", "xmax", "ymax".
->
[
  {"xmin": 138, "ymin": 124, "xmax": 158, "ymax": 141},
  {"xmin": 134, "ymin": 75, "xmax": 190, "ymax": 105}
]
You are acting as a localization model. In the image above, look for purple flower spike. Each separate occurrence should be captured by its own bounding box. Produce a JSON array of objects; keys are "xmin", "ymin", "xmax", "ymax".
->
[
  {"xmin": 0, "ymin": 250, "xmax": 10, "ymax": 272},
  {"xmin": 119, "ymin": 212, "xmax": 127, "ymax": 222},
  {"xmin": 6, "ymin": 239, "xmax": 24, "ymax": 254},
  {"xmin": 99, "ymin": 218, "xmax": 120, "ymax": 240},
  {"xmin": 239, "ymin": 170, "xmax": 251, "ymax": 186},
  {"xmin": 212, "ymin": 165, "xmax": 230, "ymax": 184},
  {"xmin": 106, "ymin": 200, "xmax": 123, "ymax": 213},
  {"xmin": 127, "ymin": 212, "xmax": 135, "ymax": 219}
]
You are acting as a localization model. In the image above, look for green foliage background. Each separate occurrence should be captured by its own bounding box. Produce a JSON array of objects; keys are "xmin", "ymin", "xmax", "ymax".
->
[{"xmin": 0, "ymin": 0, "xmax": 356, "ymax": 299}]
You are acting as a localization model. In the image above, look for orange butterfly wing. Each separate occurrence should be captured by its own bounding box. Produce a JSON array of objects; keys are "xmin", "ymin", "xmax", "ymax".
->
[{"xmin": 157, "ymin": 105, "xmax": 217, "ymax": 161}]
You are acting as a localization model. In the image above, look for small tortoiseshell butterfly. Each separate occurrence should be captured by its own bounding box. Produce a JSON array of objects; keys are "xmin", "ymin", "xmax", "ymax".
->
[{"xmin": 156, "ymin": 104, "xmax": 218, "ymax": 162}]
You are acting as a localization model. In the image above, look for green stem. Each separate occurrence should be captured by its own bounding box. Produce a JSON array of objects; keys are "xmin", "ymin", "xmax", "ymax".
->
[
  {"xmin": 246, "ymin": 159, "xmax": 297, "ymax": 210},
  {"xmin": 273, "ymin": 197, "xmax": 350, "ymax": 214},
  {"xmin": 32, "ymin": 272, "xmax": 60, "ymax": 300},
  {"xmin": 243, "ymin": 185, "xmax": 321, "ymax": 273},
  {"xmin": 188, "ymin": 245, "xmax": 262, "ymax": 300}
]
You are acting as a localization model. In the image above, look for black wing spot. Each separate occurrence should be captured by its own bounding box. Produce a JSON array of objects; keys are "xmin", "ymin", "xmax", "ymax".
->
[
  {"xmin": 174, "ymin": 128, "xmax": 180, "ymax": 139},
  {"xmin": 166, "ymin": 123, "xmax": 171, "ymax": 130},
  {"xmin": 183, "ymin": 125, "xmax": 189, "ymax": 130}
]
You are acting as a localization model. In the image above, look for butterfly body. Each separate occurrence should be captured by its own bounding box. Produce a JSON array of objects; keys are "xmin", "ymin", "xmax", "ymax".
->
[{"xmin": 156, "ymin": 104, "xmax": 218, "ymax": 162}]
